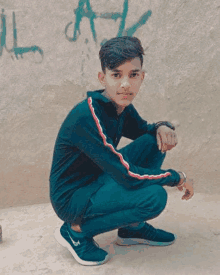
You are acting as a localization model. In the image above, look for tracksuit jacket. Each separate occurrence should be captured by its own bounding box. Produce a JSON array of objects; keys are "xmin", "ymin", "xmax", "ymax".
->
[{"xmin": 49, "ymin": 89, "xmax": 180, "ymax": 224}]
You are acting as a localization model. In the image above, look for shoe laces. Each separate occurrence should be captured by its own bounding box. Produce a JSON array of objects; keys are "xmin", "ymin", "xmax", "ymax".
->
[
  {"xmin": 92, "ymin": 239, "xmax": 100, "ymax": 248},
  {"xmin": 84, "ymin": 237, "xmax": 101, "ymax": 254},
  {"xmin": 142, "ymin": 223, "xmax": 157, "ymax": 240}
]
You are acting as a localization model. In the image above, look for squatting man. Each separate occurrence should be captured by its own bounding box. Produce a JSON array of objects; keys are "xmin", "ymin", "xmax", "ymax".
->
[{"xmin": 49, "ymin": 36, "xmax": 194, "ymax": 266}]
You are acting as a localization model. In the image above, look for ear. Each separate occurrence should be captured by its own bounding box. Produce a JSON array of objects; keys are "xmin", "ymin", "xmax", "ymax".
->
[
  {"xmin": 98, "ymin": 71, "xmax": 106, "ymax": 87},
  {"xmin": 141, "ymin": 70, "xmax": 145, "ymax": 82}
]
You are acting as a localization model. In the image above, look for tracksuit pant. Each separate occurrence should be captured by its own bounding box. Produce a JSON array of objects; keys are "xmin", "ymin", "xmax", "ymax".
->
[{"xmin": 79, "ymin": 133, "xmax": 168, "ymax": 237}]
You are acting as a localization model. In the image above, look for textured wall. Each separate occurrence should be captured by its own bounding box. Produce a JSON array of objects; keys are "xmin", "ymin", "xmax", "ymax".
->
[{"xmin": 0, "ymin": 0, "xmax": 219, "ymax": 207}]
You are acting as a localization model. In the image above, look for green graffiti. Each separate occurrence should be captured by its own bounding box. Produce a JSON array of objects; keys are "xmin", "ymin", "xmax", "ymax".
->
[
  {"xmin": 9, "ymin": 45, "xmax": 44, "ymax": 60},
  {"xmin": 65, "ymin": 0, "xmax": 152, "ymax": 45},
  {"xmin": 65, "ymin": 0, "xmax": 97, "ymax": 42},
  {"xmin": 98, "ymin": 12, "xmax": 122, "ymax": 21},
  {"xmin": 12, "ymin": 11, "xmax": 17, "ymax": 49},
  {"xmin": 116, "ymin": 0, "xmax": 128, "ymax": 37},
  {"xmin": 0, "ymin": 9, "xmax": 43, "ymax": 61},
  {"xmin": 0, "ymin": 9, "xmax": 9, "ymax": 56},
  {"xmin": 123, "ymin": 10, "xmax": 152, "ymax": 37}
]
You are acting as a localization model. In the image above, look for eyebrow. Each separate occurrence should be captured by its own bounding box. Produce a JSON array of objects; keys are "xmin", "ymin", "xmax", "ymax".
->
[{"xmin": 112, "ymin": 69, "xmax": 141, "ymax": 73}]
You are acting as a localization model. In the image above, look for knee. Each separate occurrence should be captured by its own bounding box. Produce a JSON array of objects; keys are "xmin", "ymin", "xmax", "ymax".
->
[
  {"xmin": 153, "ymin": 185, "xmax": 167, "ymax": 212},
  {"xmin": 141, "ymin": 185, "xmax": 168, "ymax": 214},
  {"xmin": 142, "ymin": 133, "xmax": 157, "ymax": 146},
  {"xmin": 140, "ymin": 134, "xmax": 158, "ymax": 152}
]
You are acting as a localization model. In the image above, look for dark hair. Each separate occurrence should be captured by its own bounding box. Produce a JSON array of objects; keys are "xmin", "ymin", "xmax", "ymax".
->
[{"xmin": 99, "ymin": 36, "xmax": 144, "ymax": 73}]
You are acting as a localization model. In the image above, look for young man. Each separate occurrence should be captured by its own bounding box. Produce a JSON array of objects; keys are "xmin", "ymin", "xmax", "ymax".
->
[{"xmin": 50, "ymin": 36, "xmax": 194, "ymax": 266}]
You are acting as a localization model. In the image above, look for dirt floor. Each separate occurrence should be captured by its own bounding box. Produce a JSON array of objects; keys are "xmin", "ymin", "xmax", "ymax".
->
[{"xmin": 0, "ymin": 191, "xmax": 220, "ymax": 274}]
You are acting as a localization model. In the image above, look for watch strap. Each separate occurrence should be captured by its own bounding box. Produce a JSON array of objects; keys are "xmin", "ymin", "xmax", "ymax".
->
[{"xmin": 155, "ymin": 121, "xmax": 175, "ymax": 131}]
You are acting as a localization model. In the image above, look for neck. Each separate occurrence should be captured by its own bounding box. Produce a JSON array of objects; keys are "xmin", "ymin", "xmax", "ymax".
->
[
  {"xmin": 116, "ymin": 105, "xmax": 124, "ymax": 115},
  {"xmin": 102, "ymin": 90, "xmax": 124, "ymax": 115}
]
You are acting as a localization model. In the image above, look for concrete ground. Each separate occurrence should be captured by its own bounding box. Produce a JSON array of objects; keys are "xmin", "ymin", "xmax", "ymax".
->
[{"xmin": 0, "ymin": 189, "xmax": 220, "ymax": 275}]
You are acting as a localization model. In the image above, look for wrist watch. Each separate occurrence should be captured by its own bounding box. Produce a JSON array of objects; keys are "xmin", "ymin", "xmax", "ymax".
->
[{"xmin": 155, "ymin": 121, "xmax": 175, "ymax": 131}]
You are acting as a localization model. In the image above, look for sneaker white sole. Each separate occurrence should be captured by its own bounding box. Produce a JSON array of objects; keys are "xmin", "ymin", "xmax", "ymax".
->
[
  {"xmin": 116, "ymin": 234, "xmax": 177, "ymax": 247},
  {"xmin": 54, "ymin": 227, "xmax": 109, "ymax": 266}
]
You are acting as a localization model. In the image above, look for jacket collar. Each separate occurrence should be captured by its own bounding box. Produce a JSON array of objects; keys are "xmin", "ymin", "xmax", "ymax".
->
[
  {"xmin": 87, "ymin": 89, "xmax": 129, "ymax": 117},
  {"xmin": 87, "ymin": 89, "xmax": 111, "ymax": 104}
]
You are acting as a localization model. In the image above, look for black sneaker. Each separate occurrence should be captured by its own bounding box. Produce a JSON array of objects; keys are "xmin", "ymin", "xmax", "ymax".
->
[
  {"xmin": 54, "ymin": 223, "xmax": 109, "ymax": 266},
  {"xmin": 116, "ymin": 222, "xmax": 176, "ymax": 246}
]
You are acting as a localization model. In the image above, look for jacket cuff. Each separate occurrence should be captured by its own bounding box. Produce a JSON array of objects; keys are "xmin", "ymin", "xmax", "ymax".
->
[
  {"xmin": 147, "ymin": 123, "xmax": 157, "ymax": 136},
  {"xmin": 167, "ymin": 169, "xmax": 180, "ymax": 187}
]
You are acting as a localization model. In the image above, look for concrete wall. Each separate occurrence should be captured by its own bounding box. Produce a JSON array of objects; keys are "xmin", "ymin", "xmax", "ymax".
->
[{"xmin": 0, "ymin": 0, "xmax": 219, "ymax": 208}]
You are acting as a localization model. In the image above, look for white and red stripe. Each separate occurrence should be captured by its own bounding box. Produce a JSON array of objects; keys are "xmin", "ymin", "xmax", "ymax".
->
[{"xmin": 88, "ymin": 97, "xmax": 171, "ymax": 180}]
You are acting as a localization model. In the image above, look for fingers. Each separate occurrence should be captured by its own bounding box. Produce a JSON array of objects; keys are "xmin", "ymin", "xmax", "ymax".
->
[
  {"xmin": 182, "ymin": 190, "xmax": 194, "ymax": 200},
  {"xmin": 182, "ymin": 181, "xmax": 194, "ymax": 200},
  {"xmin": 157, "ymin": 131, "xmax": 168, "ymax": 152},
  {"xmin": 176, "ymin": 185, "xmax": 184, "ymax": 191},
  {"xmin": 173, "ymin": 133, "xmax": 178, "ymax": 146},
  {"xmin": 166, "ymin": 132, "xmax": 172, "ymax": 145},
  {"xmin": 177, "ymin": 178, "xmax": 194, "ymax": 200},
  {"xmin": 159, "ymin": 131, "xmax": 166, "ymax": 152},
  {"xmin": 156, "ymin": 132, "xmax": 162, "ymax": 151},
  {"xmin": 162, "ymin": 143, "xmax": 167, "ymax": 153},
  {"xmin": 156, "ymin": 126, "xmax": 178, "ymax": 153},
  {"xmin": 167, "ymin": 131, "xmax": 178, "ymax": 148},
  {"xmin": 158, "ymin": 131, "xmax": 177, "ymax": 152}
]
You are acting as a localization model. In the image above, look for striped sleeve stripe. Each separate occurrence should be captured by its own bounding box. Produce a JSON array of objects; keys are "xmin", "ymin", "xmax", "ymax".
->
[{"xmin": 88, "ymin": 97, "xmax": 171, "ymax": 180}]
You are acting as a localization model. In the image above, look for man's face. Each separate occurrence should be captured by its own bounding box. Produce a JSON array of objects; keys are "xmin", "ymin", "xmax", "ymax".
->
[{"xmin": 98, "ymin": 57, "xmax": 145, "ymax": 113}]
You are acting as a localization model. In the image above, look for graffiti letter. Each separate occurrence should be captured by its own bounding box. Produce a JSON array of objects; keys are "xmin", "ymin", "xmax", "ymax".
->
[
  {"xmin": 0, "ymin": 10, "xmax": 44, "ymax": 62},
  {"xmin": 65, "ymin": 0, "xmax": 152, "ymax": 46},
  {"xmin": 65, "ymin": 0, "xmax": 97, "ymax": 42},
  {"xmin": 0, "ymin": 9, "xmax": 10, "ymax": 56},
  {"xmin": 99, "ymin": 1, "xmax": 151, "ymax": 45},
  {"xmin": 117, "ymin": 0, "xmax": 128, "ymax": 37},
  {"xmin": 123, "ymin": 10, "xmax": 152, "ymax": 37}
]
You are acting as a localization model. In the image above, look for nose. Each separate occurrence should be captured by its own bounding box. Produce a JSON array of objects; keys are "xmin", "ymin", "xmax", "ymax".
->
[{"xmin": 120, "ymin": 76, "xmax": 131, "ymax": 89}]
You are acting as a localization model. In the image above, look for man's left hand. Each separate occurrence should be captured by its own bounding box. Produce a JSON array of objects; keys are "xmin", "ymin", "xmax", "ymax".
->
[{"xmin": 156, "ymin": 125, "xmax": 178, "ymax": 152}]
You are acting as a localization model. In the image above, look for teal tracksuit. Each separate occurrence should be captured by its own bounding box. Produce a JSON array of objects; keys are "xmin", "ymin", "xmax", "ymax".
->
[{"xmin": 49, "ymin": 89, "xmax": 180, "ymax": 226}]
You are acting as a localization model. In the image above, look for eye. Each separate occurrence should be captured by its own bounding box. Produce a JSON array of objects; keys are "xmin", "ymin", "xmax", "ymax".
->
[
  {"xmin": 112, "ymin": 73, "xmax": 121, "ymax": 78},
  {"xmin": 130, "ymin": 72, "xmax": 139, "ymax": 78}
]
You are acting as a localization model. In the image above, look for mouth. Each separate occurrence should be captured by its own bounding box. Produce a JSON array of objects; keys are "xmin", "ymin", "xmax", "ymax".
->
[{"xmin": 117, "ymin": 92, "xmax": 133, "ymax": 96}]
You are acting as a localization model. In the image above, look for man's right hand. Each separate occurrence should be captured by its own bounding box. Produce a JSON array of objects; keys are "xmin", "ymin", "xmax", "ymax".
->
[{"xmin": 177, "ymin": 173, "xmax": 194, "ymax": 200}]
